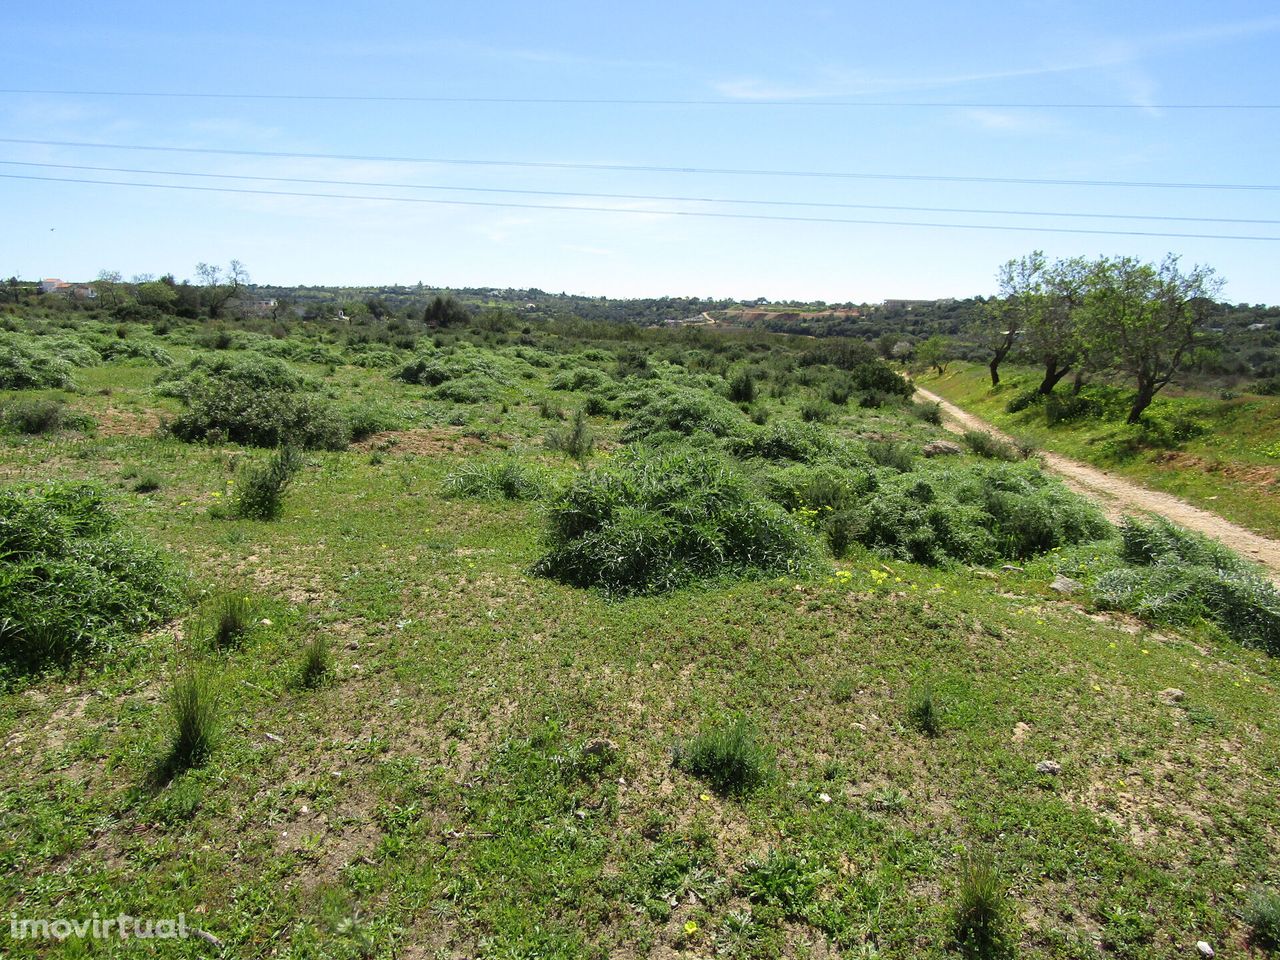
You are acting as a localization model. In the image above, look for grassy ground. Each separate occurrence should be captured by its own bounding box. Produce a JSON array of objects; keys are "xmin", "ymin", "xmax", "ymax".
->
[
  {"xmin": 1, "ymin": 329, "xmax": 1279, "ymax": 959},
  {"xmin": 922, "ymin": 363, "xmax": 1280, "ymax": 540}
]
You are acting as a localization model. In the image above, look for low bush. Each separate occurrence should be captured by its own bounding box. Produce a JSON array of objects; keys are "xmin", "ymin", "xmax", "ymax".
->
[
  {"xmin": 1004, "ymin": 387, "xmax": 1042, "ymax": 414},
  {"xmin": 962, "ymin": 430, "xmax": 1022, "ymax": 461},
  {"xmin": 909, "ymin": 400, "xmax": 943, "ymax": 425},
  {"xmin": 620, "ymin": 387, "xmax": 745, "ymax": 444},
  {"xmin": 169, "ymin": 379, "xmax": 349, "ymax": 450},
  {"xmin": 545, "ymin": 408, "xmax": 595, "ymax": 461},
  {"xmin": 848, "ymin": 463, "xmax": 1109, "ymax": 565},
  {"xmin": 740, "ymin": 850, "xmax": 827, "ymax": 917},
  {"xmin": 727, "ymin": 420, "xmax": 840, "ymax": 464},
  {"xmin": 673, "ymin": 714, "xmax": 773, "ymax": 797},
  {"xmin": 549, "ymin": 366, "xmax": 611, "ymax": 392},
  {"xmin": 297, "ymin": 636, "xmax": 333, "ymax": 689},
  {"xmin": 0, "ymin": 485, "xmax": 182, "ymax": 673},
  {"xmin": 1094, "ymin": 518, "xmax": 1280, "ymax": 654},
  {"xmin": 232, "ymin": 446, "xmax": 304, "ymax": 520},
  {"xmin": 866, "ymin": 440, "xmax": 915, "ymax": 472},
  {"xmin": 0, "ymin": 332, "xmax": 75, "ymax": 389},
  {"xmin": 533, "ymin": 446, "xmax": 820, "ymax": 595},
  {"xmin": 727, "ymin": 369, "xmax": 757, "ymax": 403},
  {"xmin": 0, "ymin": 398, "xmax": 93, "ymax": 435},
  {"xmin": 442, "ymin": 457, "xmax": 550, "ymax": 501},
  {"xmin": 799, "ymin": 400, "xmax": 834, "ymax": 423}
]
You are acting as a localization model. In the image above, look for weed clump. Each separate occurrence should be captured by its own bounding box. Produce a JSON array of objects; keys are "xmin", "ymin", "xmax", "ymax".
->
[
  {"xmin": 0, "ymin": 332, "xmax": 77, "ymax": 389},
  {"xmin": 674, "ymin": 714, "xmax": 773, "ymax": 797},
  {"xmin": 1094, "ymin": 518, "xmax": 1280, "ymax": 654},
  {"xmin": 534, "ymin": 447, "xmax": 820, "ymax": 595},
  {"xmin": 545, "ymin": 408, "xmax": 595, "ymax": 460},
  {"xmin": 620, "ymin": 387, "xmax": 746, "ymax": 444},
  {"xmin": 0, "ymin": 485, "xmax": 182, "ymax": 674},
  {"xmin": 443, "ymin": 457, "xmax": 550, "ymax": 501},
  {"xmin": 1247, "ymin": 887, "xmax": 1280, "ymax": 951},
  {"xmin": 202, "ymin": 593, "xmax": 255, "ymax": 650},
  {"xmin": 951, "ymin": 853, "xmax": 1014, "ymax": 959},
  {"xmin": 0, "ymin": 398, "xmax": 93, "ymax": 435},
  {"xmin": 962, "ymin": 429, "xmax": 1023, "ymax": 461},
  {"xmin": 231, "ymin": 446, "xmax": 304, "ymax": 520},
  {"xmin": 907, "ymin": 680, "xmax": 941, "ymax": 736},
  {"xmin": 298, "ymin": 635, "xmax": 333, "ymax": 689},
  {"xmin": 166, "ymin": 670, "xmax": 219, "ymax": 773}
]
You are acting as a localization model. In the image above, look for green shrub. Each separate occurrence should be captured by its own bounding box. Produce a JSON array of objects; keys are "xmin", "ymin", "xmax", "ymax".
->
[
  {"xmin": 394, "ymin": 348, "xmax": 510, "ymax": 387},
  {"xmin": 1094, "ymin": 518, "xmax": 1280, "ymax": 653},
  {"xmin": 799, "ymin": 400, "xmax": 834, "ymax": 423},
  {"xmin": 866, "ymin": 440, "xmax": 915, "ymax": 472},
  {"xmin": 1004, "ymin": 388, "xmax": 1042, "ymax": 414},
  {"xmin": 962, "ymin": 430, "xmax": 1022, "ymax": 461},
  {"xmin": 673, "ymin": 714, "xmax": 773, "ymax": 797},
  {"xmin": 347, "ymin": 405, "xmax": 398, "ymax": 442},
  {"xmin": 156, "ymin": 354, "xmax": 305, "ymax": 400},
  {"xmin": 169, "ymin": 379, "xmax": 349, "ymax": 450},
  {"xmin": 0, "ymin": 398, "xmax": 93, "ymax": 435},
  {"xmin": 1044, "ymin": 392, "xmax": 1099, "ymax": 426},
  {"xmin": 533, "ymin": 446, "xmax": 820, "ymax": 595},
  {"xmin": 728, "ymin": 420, "xmax": 840, "ymax": 464},
  {"xmin": 545, "ymin": 408, "xmax": 595, "ymax": 460},
  {"xmin": 0, "ymin": 332, "xmax": 75, "ymax": 389},
  {"xmin": 727, "ymin": 369, "xmax": 757, "ymax": 403},
  {"xmin": 910, "ymin": 400, "xmax": 943, "ymax": 425},
  {"xmin": 166, "ymin": 670, "xmax": 219, "ymax": 773},
  {"xmin": 1247, "ymin": 888, "xmax": 1280, "ymax": 951},
  {"xmin": 431, "ymin": 375, "xmax": 500, "ymax": 404},
  {"xmin": 232, "ymin": 446, "xmax": 304, "ymax": 520},
  {"xmin": 202, "ymin": 592, "xmax": 256, "ymax": 650},
  {"xmin": 0, "ymin": 485, "xmax": 182, "ymax": 674},
  {"xmin": 620, "ymin": 386, "xmax": 746, "ymax": 444},
  {"xmin": 848, "ymin": 463, "xmax": 1109, "ymax": 565},
  {"xmin": 740, "ymin": 850, "xmax": 828, "ymax": 917},
  {"xmin": 442, "ymin": 457, "xmax": 549, "ymax": 501},
  {"xmin": 549, "ymin": 366, "xmax": 611, "ymax": 392},
  {"xmin": 951, "ymin": 853, "xmax": 1013, "ymax": 959},
  {"xmin": 760, "ymin": 462, "xmax": 871, "ymax": 514}
]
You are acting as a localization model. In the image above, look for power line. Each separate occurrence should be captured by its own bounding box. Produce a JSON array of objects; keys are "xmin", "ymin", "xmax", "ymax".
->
[
  {"xmin": 5, "ymin": 171, "xmax": 1278, "ymax": 241},
  {"xmin": 4, "ymin": 159, "xmax": 1276, "ymax": 226},
  {"xmin": 4, "ymin": 138, "xmax": 1278, "ymax": 191},
  {"xmin": 1, "ymin": 88, "xmax": 1277, "ymax": 110}
]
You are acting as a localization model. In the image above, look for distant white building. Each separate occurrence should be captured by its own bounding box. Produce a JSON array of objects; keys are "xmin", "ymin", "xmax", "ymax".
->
[{"xmin": 38, "ymin": 278, "xmax": 69, "ymax": 294}]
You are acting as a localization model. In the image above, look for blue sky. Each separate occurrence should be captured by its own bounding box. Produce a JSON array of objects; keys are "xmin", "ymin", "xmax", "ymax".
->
[{"xmin": 3, "ymin": 1, "xmax": 1279, "ymax": 303}]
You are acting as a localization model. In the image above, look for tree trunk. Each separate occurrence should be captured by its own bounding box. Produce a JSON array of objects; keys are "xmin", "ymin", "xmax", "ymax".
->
[
  {"xmin": 1037, "ymin": 359, "xmax": 1071, "ymax": 395},
  {"xmin": 989, "ymin": 357, "xmax": 1002, "ymax": 387},
  {"xmin": 1070, "ymin": 371, "xmax": 1087, "ymax": 395},
  {"xmin": 1126, "ymin": 382, "xmax": 1157, "ymax": 424}
]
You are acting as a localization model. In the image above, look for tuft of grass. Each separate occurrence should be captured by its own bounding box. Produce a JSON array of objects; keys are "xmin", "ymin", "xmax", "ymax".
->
[
  {"xmin": 727, "ymin": 369, "xmax": 757, "ymax": 403},
  {"xmin": 866, "ymin": 440, "xmax": 915, "ymax": 472},
  {"xmin": 204, "ymin": 593, "xmax": 255, "ymax": 650},
  {"xmin": 1247, "ymin": 887, "xmax": 1280, "ymax": 951},
  {"xmin": 951, "ymin": 852, "xmax": 1013, "ymax": 959},
  {"xmin": 910, "ymin": 399, "xmax": 943, "ymax": 425},
  {"xmin": 298, "ymin": 635, "xmax": 333, "ymax": 689},
  {"xmin": 131, "ymin": 472, "xmax": 162, "ymax": 493},
  {"xmin": 907, "ymin": 680, "xmax": 941, "ymax": 736},
  {"xmin": 232, "ymin": 446, "xmax": 304, "ymax": 520},
  {"xmin": 673, "ymin": 714, "xmax": 773, "ymax": 797},
  {"xmin": 166, "ymin": 670, "xmax": 220, "ymax": 774}
]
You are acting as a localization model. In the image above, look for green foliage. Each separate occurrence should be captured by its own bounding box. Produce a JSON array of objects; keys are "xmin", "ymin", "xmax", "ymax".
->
[
  {"xmin": 673, "ymin": 714, "xmax": 773, "ymax": 797},
  {"xmin": 545, "ymin": 407, "xmax": 595, "ymax": 461},
  {"xmin": 727, "ymin": 369, "xmax": 757, "ymax": 403},
  {"xmin": 169, "ymin": 379, "xmax": 349, "ymax": 450},
  {"xmin": 1094, "ymin": 518, "xmax": 1280, "ymax": 653},
  {"xmin": 951, "ymin": 853, "xmax": 1014, "ymax": 959},
  {"xmin": 728, "ymin": 420, "xmax": 841, "ymax": 463},
  {"xmin": 549, "ymin": 366, "xmax": 611, "ymax": 392},
  {"xmin": 799, "ymin": 400, "xmax": 834, "ymax": 423},
  {"xmin": 0, "ymin": 332, "xmax": 76, "ymax": 389},
  {"xmin": 298, "ymin": 635, "xmax": 333, "ymax": 689},
  {"xmin": 907, "ymin": 680, "xmax": 941, "ymax": 736},
  {"xmin": 231, "ymin": 446, "xmax": 304, "ymax": 520},
  {"xmin": 202, "ymin": 592, "xmax": 255, "ymax": 650},
  {"xmin": 1247, "ymin": 887, "xmax": 1280, "ymax": 951},
  {"xmin": 620, "ymin": 386, "xmax": 746, "ymax": 444},
  {"xmin": 909, "ymin": 400, "xmax": 943, "ymax": 425},
  {"xmin": 0, "ymin": 398, "xmax": 93, "ymax": 435},
  {"xmin": 866, "ymin": 440, "xmax": 915, "ymax": 472},
  {"xmin": 851, "ymin": 463, "xmax": 1110, "ymax": 565},
  {"xmin": 740, "ymin": 850, "xmax": 829, "ymax": 917},
  {"xmin": 166, "ymin": 670, "xmax": 220, "ymax": 773},
  {"xmin": 962, "ymin": 430, "xmax": 1023, "ymax": 461},
  {"xmin": 534, "ymin": 446, "xmax": 820, "ymax": 595},
  {"xmin": 442, "ymin": 457, "xmax": 550, "ymax": 501},
  {"xmin": 0, "ymin": 485, "xmax": 181, "ymax": 674}
]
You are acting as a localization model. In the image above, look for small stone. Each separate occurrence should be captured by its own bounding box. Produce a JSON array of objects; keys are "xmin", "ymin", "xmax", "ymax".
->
[
  {"xmin": 1196, "ymin": 941, "xmax": 1214, "ymax": 958},
  {"xmin": 1001, "ymin": 564, "xmax": 1024, "ymax": 572},
  {"xmin": 922, "ymin": 440, "xmax": 964, "ymax": 457},
  {"xmin": 1036, "ymin": 760, "xmax": 1062, "ymax": 776},
  {"xmin": 818, "ymin": 792, "xmax": 832, "ymax": 804},
  {"xmin": 1050, "ymin": 574, "xmax": 1083, "ymax": 595},
  {"xmin": 1159, "ymin": 688, "xmax": 1186, "ymax": 705},
  {"xmin": 581, "ymin": 738, "xmax": 617, "ymax": 761}
]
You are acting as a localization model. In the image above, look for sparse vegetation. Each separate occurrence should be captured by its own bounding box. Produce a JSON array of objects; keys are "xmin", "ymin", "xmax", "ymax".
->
[
  {"xmin": 165, "ymin": 670, "xmax": 219, "ymax": 774},
  {"xmin": 231, "ymin": 446, "xmax": 304, "ymax": 520},
  {"xmin": 951, "ymin": 852, "xmax": 1013, "ymax": 959}
]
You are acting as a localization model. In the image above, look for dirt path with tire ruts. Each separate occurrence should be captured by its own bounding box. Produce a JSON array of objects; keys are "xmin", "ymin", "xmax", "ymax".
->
[{"xmin": 914, "ymin": 387, "xmax": 1280, "ymax": 584}]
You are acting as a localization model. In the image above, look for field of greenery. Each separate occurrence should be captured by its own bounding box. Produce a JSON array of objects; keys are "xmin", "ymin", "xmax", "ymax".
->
[
  {"xmin": 923, "ymin": 362, "xmax": 1280, "ymax": 541},
  {"xmin": 2, "ymin": 304, "xmax": 1280, "ymax": 959}
]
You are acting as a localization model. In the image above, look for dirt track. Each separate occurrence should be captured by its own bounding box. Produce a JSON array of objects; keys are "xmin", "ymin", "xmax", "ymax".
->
[{"xmin": 914, "ymin": 387, "xmax": 1280, "ymax": 584}]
